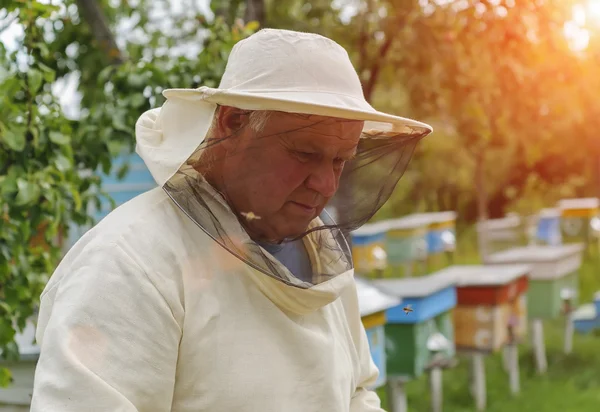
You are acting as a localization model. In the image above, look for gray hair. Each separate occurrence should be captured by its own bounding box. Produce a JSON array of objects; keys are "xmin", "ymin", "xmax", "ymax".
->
[
  {"xmin": 191, "ymin": 108, "xmax": 273, "ymax": 169},
  {"xmin": 206, "ymin": 107, "xmax": 273, "ymax": 137}
]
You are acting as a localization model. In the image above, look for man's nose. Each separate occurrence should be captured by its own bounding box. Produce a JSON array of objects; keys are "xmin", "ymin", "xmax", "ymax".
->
[{"xmin": 305, "ymin": 161, "xmax": 338, "ymax": 198}]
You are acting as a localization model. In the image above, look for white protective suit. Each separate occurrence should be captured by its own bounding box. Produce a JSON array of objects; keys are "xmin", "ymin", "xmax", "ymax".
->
[{"xmin": 30, "ymin": 108, "xmax": 386, "ymax": 412}]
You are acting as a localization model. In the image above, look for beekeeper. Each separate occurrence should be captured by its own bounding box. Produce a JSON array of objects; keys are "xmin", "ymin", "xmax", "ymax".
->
[{"xmin": 31, "ymin": 29, "xmax": 432, "ymax": 411}]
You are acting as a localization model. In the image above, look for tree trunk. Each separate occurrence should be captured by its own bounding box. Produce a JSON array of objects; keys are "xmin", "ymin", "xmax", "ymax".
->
[
  {"xmin": 474, "ymin": 149, "xmax": 490, "ymax": 261},
  {"xmin": 75, "ymin": 0, "xmax": 124, "ymax": 64},
  {"xmin": 245, "ymin": 0, "xmax": 265, "ymax": 26}
]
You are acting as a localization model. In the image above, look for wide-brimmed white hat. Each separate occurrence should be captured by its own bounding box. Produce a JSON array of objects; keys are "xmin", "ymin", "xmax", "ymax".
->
[{"xmin": 136, "ymin": 28, "xmax": 432, "ymax": 187}]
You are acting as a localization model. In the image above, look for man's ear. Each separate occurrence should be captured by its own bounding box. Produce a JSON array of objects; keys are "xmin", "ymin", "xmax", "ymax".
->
[{"xmin": 217, "ymin": 106, "xmax": 247, "ymax": 148}]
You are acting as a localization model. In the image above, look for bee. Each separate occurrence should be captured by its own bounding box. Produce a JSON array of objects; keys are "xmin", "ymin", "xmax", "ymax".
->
[
  {"xmin": 241, "ymin": 211, "xmax": 261, "ymax": 221},
  {"xmin": 403, "ymin": 305, "xmax": 413, "ymax": 315}
]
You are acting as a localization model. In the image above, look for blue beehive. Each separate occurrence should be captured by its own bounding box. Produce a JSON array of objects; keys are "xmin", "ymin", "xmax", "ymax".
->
[
  {"xmin": 573, "ymin": 292, "xmax": 600, "ymax": 334},
  {"xmin": 355, "ymin": 277, "xmax": 401, "ymax": 389},
  {"xmin": 536, "ymin": 208, "xmax": 562, "ymax": 245},
  {"xmin": 372, "ymin": 273, "xmax": 457, "ymax": 379}
]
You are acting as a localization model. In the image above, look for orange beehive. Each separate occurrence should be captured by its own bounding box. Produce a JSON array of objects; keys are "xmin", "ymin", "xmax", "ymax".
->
[{"xmin": 430, "ymin": 265, "xmax": 530, "ymax": 353}]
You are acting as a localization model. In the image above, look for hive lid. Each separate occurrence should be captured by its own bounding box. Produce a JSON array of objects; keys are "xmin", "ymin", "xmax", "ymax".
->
[
  {"xmin": 351, "ymin": 221, "xmax": 389, "ymax": 237},
  {"xmin": 558, "ymin": 197, "xmax": 600, "ymax": 210},
  {"xmin": 412, "ymin": 211, "xmax": 458, "ymax": 224},
  {"xmin": 432, "ymin": 264, "xmax": 530, "ymax": 287},
  {"xmin": 371, "ymin": 271, "xmax": 457, "ymax": 298},
  {"xmin": 572, "ymin": 303, "xmax": 597, "ymax": 321},
  {"xmin": 386, "ymin": 214, "xmax": 431, "ymax": 231},
  {"xmin": 485, "ymin": 244, "xmax": 585, "ymax": 264},
  {"xmin": 539, "ymin": 208, "xmax": 560, "ymax": 218},
  {"xmin": 476, "ymin": 215, "xmax": 522, "ymax": 231},
  {"xmin": 355, "ymin": 277, "xmax": 401, "ymax": 317}
]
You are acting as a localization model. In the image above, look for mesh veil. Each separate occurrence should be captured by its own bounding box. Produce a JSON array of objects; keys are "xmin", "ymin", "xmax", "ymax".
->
[{"xmin": 163, "ymin": 106, "xmax": 429, "ymax": 288}]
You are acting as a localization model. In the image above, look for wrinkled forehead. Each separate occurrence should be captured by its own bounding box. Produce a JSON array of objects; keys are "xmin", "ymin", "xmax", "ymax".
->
[{"xmin": 265, "ymin": 111, "xmax": 364, "ymax": 139}]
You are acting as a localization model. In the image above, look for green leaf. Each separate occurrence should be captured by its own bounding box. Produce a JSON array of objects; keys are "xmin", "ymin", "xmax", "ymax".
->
[
  {"xmin": 0, "ymin": 367, "xmax": 12, "ymax": 388},
  {"xmin": 130, "ymin": 94, "xmax": 147, "ymax": 108},
  {"xmin": 49, "ymin": 131, "xmax": 70, "ymax": 145},
  {"xmin": 0, "ymin": 173, "xmax": 17, "ymax": 197},
  {"xmin": 1, "ymin": 128, "xmax": 26, "ymax": 151},
  {"xmin": 54, "ymin": 154, "xmax": 72, "ymax": 173},
  {"xmin": 28, "ymin": 69, "xmax": 43, "ymax": 93},
  {"xmin": 127, "ymin": 73, "xmax": 145, "ymax": 88},
  {"xmin": 112, "ymin": 115, "xmax": 129, "ymax": 133},
  {"xmin": 37, "ymin": 63, "xmax": 56, "ymax": 83},
  {"xmin": 15, "ymin": 179, "xmax": 41, "ymax": 206}
]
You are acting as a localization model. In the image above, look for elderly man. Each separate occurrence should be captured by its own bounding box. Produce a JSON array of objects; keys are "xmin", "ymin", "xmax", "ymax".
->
[{"xmin": 31, "ymin": 29, "xmax": 432, "ymax": 411}]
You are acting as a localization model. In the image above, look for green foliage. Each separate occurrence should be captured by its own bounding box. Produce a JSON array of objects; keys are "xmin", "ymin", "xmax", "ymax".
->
[
  {"xmin": 0, "ymin": 2, "xmax": 103, "ymax": 383},
  {"xmin": 0, "ymin": 0, "xmax": 256, "ymax": 385}
]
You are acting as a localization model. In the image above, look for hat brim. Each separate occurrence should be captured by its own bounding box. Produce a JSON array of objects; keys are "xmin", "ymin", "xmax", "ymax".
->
[{"xmin": 162, "ymin": 87, "xmax": 433, "ymax": 138}]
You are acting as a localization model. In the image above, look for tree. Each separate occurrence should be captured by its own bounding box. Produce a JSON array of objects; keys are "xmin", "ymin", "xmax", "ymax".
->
[{"xmin": 0, "ymin": 0, "xmax": 257, "ymax": 385}]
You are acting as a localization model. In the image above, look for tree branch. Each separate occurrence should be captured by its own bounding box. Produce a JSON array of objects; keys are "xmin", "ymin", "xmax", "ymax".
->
[
  {"xmin": 244, "ymin": 0, "xmax": 265, "ymax": 26},
  {"xmin": 362, "ymin": 11, "xmax": 406, "ymax": 102},
  {"xmin": 75, "ymin": 0, "xmax": 124, "ymax": 65}
]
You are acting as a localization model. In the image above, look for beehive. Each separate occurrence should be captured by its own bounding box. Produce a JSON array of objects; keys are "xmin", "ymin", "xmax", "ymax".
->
[
  {"xmin": 485, "ymin": 244, "xmax": 584, "ymax": 319},
  {"xmin": 355, "ymin": 277, "xmax": 401, "ymax": 389},
  {"xmin": 385, "ymin": 215, "xmax": 429, "ymax": 277},
  {"xmin": 557, "ymin": 198, "xmax": 600, "ymax": 253},
  {"xmin": 372, "ymin": 273, "xmax": 457, "ymax": 379},
  {"xmin": 433, "ymin": 265, "xmax": 530, "ymax": 353},
  {"xmin": 350, "ymin": 222, "xmax": 388, "ymax": 276}
]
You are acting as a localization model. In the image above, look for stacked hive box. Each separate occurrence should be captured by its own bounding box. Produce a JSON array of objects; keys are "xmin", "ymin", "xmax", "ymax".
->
[
  {"xmin": 372, "ymin": 273, "xmax": 457, "ymax": 379},
  {"xmin": 385, "ymin": 216, "xmax": 430, "ymax": 277},
  {"xmin": 432, "ymin": 265, "xmax": 530, "ymax": 352},
  {"xmin": 535, "ymin": 208, "xmax": 562, "ymax": 246},
  {"xmin": 485, "ymin": 244, "xmax": 583, "ymax": 320},
  {"xmin": 418, "ymin": 211, "xmax": 457, "ymax": 272},
  {"xmin": 558, "ymin": 198, "xmax": 600, "ymax": 254},
  {"xmin": 355, "ymin": 277, "xmax": 401, "ymax": 389},
  {"xmin": 350, "ymin": 222, "xmax": 389, "ymax": 277},
  {"xmin": 476, "ymin": 215, "xmax": 526, "ymax": 255}
]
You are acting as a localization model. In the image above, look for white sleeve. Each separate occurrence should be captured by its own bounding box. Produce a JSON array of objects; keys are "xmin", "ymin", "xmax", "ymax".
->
[{"xmin": 31, "ymin": 242, "xmax": 183, "ymax": 412}]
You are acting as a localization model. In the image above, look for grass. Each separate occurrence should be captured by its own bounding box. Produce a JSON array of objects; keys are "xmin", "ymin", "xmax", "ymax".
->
[{"xmin": 376, "ymin": 227, "xmax": 600, "ymax": 411}]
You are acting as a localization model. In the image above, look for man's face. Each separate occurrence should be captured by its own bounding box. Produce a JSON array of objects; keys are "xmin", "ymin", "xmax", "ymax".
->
[{"xmin": 218, "ymin": 108, "xmax": 363, "ymax": 242}]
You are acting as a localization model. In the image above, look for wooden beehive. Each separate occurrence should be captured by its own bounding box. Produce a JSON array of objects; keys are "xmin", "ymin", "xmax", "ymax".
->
[
  {"xmin": 372, "ymin": 273, "xmax": 457, "ymax": 379},
  {"xmin": 350, "ymin": 222, "xmax": 388, "ymax": 276},
  {"xmin": 433, "ymin": 265, "xmax": 530, "ymax": 353},
  {"xmin": 535, "ymin": 208, "xmax": 562, "ymax": 246},
  {"xmin": 355, "ymin": 277, "xmax": 401, "ymax": 389},
  {"xmin": 413, "ymin": 211, "xmax": 457, "ymax": 272},
  {"xmin": 485, "ymin": 244, "xmax": 584, "ymax": 319},
  {"xmin": 557, "ymin": 198, "xmax": 600, "ymax": 252},
  {"xmin": 476, "ymin": 215, "xmax": 527, "ymax": 254},
  {"xmin": 384, "ymin": 215, "xmax": 429, "ymax": 277}
]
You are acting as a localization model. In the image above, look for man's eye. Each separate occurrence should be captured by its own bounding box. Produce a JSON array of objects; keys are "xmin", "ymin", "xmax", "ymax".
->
[{"xmin": 294, "ymin": 151, "xmax": 315, "ymax": 162}]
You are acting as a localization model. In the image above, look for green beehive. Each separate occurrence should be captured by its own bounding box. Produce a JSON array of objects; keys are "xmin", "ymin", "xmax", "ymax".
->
[
  {"xmin": 485, "ymin": 244, "xmax": 584, "ymax": 319},
  {"xmin": 476, "ymin": 214, "xmax": 527, "ymax": 255},
  {"xmin": 373, "ymin": 273, "xmax": 457, "ymax": 379},
  {"xmin": 558, "ymin": 198, "xmax": 600, "ymax": 254},
  {"xmin": 412, "ymin": 211, "xmax": 458, "ymax": 273},
  {"xmin": 385, "ymin": 215, "xmax": 430, "ymax": 277}
]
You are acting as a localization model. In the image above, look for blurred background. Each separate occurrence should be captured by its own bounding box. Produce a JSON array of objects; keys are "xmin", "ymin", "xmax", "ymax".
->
[{"xmin": 3, "ymin": 0, "xmax": 600, "ymax": 411}]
